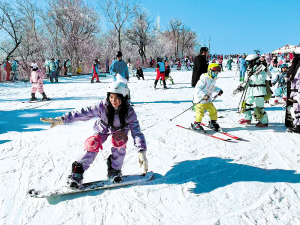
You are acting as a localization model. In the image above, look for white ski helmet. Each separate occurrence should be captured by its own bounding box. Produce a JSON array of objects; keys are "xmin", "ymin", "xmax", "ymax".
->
[
  {"xmin": 245, "ymin": 54, "xmax": 259, "ymax": 61},
  {"xmin": 115, "ymin": 73, "xmax": 128, "ymax": 84},
  {"xmin": 107, "ymin": 81, "xmax": 128, "ymax": 97}
]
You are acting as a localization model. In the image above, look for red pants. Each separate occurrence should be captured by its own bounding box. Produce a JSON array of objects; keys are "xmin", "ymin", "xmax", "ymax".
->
[
  {"xmin": 156, "ymin": 71, "xmax": 165, "ymax": 81},
  {"xmin": 6, "ymin": 71, "xmax": 11, "ymax": 81},
  {"xmin": 92, "ymin": 72, "xmax": 99, "ymax": 81}
]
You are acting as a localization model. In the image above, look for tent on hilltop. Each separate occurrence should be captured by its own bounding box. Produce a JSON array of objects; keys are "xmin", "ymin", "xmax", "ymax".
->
[{"xmin": 272, "ymin": 44, "xmax": 297, "ymax": 54}]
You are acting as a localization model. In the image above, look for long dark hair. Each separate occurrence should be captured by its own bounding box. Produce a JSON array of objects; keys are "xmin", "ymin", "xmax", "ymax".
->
[
  {"xmin": 106, "ymin": 93, "xmax": 129, "ymax": 128},
  {"xmin": 287, "ymin": 54, "xmax": 300, "ymax": 80}
]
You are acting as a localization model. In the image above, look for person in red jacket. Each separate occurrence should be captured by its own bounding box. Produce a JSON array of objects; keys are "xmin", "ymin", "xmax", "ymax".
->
[
  {"xmin": 91, "ymin": 58, "xmax": 100, "ymax": 83},
  {"xmin": 4, "ymin": 59, "xmax": 12, "ymax": 81}
]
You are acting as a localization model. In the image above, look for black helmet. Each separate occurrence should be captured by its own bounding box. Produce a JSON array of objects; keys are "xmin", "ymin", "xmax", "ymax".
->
[
  {"xmin": 116, "ymin": 51, "xmax": 122, "ymax": 58},
  {"xmin": 200, "ymin": 47, "xmax": 209, "ymax": 54}
]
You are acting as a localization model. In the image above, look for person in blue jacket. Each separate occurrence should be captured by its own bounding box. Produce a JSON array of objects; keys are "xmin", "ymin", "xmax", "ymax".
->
[
  {"xmin": 110, "ymin": 51, "xmax": 129, "ymax": 82},
  {"xmin": 239, "ymin": 54, "xmax": 247, "ymax": 81}
]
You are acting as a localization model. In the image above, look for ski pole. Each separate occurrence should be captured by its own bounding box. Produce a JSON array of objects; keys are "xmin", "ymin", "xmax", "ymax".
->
[{"xmin": 170, "ymin": 98, "xmax": 204, "ymax": 121}]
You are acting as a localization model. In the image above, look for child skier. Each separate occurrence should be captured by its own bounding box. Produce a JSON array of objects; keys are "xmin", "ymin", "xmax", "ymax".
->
[
  {"xmin": 40, "ymin": 81, "xmax": 148, "ymax": 189},
  {"xmin": 272, "ymin": 64, "xmax": 288, "ymax": 104},
  {"xmin": 154, "ymin": 57, "xmax": 167, "ymax": 89},
  {"xmin": 192, "ymin": 63, "xmax": 223, "ymax": 132},
  {"xmin": 30, "ymin": 65, "xmax": 50, "ymax": 101}
]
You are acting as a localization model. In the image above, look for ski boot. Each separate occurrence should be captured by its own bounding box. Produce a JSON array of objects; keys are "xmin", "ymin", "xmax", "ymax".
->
[
  {"xmin": 163, "ymin": 80, "xmax": 167, "ymax": 89},
  {"xmin": 286, "ymin": 125, "xmax": 300, "ymax": 133},
  {"xmin": 69, "ymin": 161, "xmax": 84, "ymax": 189},
  {"xmin": 95, "ymin": 80, "xmax": 101, "ymax": 83},
  {"xmin": 154, "ymin": 80, "xmax": 158, "ymax": 90},
  {"xmin": 41, "ymin": 92, "xmax": 50, "ymax": 101},
  {"xmin": 30, "ymin": 93, "xmax": 38, "ymax": 101},
  {"xmin": 209, "ymin": 120, "xmax": 222, "ymax": 132},
  {"xmin": 255, "ymin": 122, "xmax": 268, "ymax": 128},
  {"xmin": 91, "ymin": 79, "xmax": 94, "ymax": 83},
  {"xmin": 238, "ymin": 119, "xmax": 251, "ymax": 125},
  {"xmin": 192, "ymin": 122, "xmax": 205, "ymax": 133},
  {"xmin": 107, "ymin": 155, "xmax": 122, "ymax": 183}
]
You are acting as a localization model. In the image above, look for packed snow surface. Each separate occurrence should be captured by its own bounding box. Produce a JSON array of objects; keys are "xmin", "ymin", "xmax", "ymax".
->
[{"xmin": 1, "ymin": 65, "xmax": 300, "ymax": 225}]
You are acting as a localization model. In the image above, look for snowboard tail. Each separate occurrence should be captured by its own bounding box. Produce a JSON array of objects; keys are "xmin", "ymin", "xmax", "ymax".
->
[{"xmin": 29, "ymin": 171, "xmax": 154, "ymax": 198}]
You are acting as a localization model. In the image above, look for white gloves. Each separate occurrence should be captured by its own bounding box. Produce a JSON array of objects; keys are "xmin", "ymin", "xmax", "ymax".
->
[
  {"xmin": 138, "ymin": 151, "xmax": 148, "ymax": 174},
  {"xmin": 40, "ymin": 117, "xmax": 64, "ymax": 128}
]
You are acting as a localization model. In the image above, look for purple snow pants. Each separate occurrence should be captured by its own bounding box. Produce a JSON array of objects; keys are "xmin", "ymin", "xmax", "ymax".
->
[
  {"xmin": 293, "ymin": 102, "xmax": 300, "ymax": 126},
  {"xmin": 78, "ymin": 134, "xmax": 126, "ymax": 171}
]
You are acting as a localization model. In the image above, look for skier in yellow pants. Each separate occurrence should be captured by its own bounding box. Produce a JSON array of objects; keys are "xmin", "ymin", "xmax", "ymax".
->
[{"xmin": 192, "ymin": 63, "xmax": 223, "ymax": 132}]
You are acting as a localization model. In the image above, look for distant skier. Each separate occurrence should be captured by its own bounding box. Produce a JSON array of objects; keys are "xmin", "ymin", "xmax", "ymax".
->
[
  {"xmin": 40, "ymin": 81, "xmax": 148, "ymax": 189},
  {"xmin": 110, "ymin": 51, "xmax": 129, "ymax": 82},
  {"xmin": 239, "ymin": 54, "xmax": 247, "ymax": 82},
  {"xmin": 272, "ymin": 64, "xmax": 288, "ymax": 105},
  {"xmin": 91, "ymin": 58, "xmax": 100, "ymax": 83},
  {"xmin": 227, "ymin": 57, "xmax": 233, "ymax": 70},
  {"xmin": 30, "ymin": 65, "xmax": 50, "ymax": 101},
  {"xmin": 136, "ymin": 67, "xmax": 144, "ymax": 80},
  {"xmin": 192, "ymin": 63, "xmax": 223, "ymax": 132},
  {"xmin": 191, "ymin": 47, "xmax": 209, "ymax": 87},
  {"xmin": 154, "ymin": 57, "xmax": 167, "ymax": 89}
]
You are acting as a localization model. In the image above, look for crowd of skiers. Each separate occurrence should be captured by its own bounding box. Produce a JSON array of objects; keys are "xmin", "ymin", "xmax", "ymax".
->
[
  {"xmin": 1, "ymin": 57, "xmax": 19, "ymax": 81},
  {"xmin": 191, "ymin": 46, "xmax": 300, "ymax": 133}
]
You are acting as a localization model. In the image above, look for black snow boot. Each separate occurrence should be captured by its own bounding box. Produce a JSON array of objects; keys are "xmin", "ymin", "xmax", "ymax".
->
[
  {"xmin": 192, "ymin": 122, "xmax": 205, "ymax": 133},
  {"xmin": 209, "ymin": 120, "xmax": 222, "ymax": 132},
  {"xmin": 287, "ymin": 125, "xmax": 300, "ymax": 133},
  {"xmin": 30, "ymin": 93, "xmax": 38, "ymax": 101},
  {"xmin": 163, "ymin": 80, "xmax": 167, "ymax": 89},
  {"xmin": 154, "ymin": 80, "xmax": 158, "ymax": 89},
  {"xmin": 41, "ymin": 92, "xmax": 50, "ymax": 101},
  {"xmin": 107, "ymin": 155, "xmax": 122, "ymax": 183},
  {"xmin": 91, "ymin": 79, "xmax": 94, "ymax": 83},
  {"xmin": 69, "ymin": 161, "xmax": 84, "ymax": 189}
]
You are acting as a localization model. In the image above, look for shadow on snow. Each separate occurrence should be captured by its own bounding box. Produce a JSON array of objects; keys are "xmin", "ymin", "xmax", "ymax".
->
[{"xmin": 46, "ymin": 157, "xmax": 300, "ymax": 204}]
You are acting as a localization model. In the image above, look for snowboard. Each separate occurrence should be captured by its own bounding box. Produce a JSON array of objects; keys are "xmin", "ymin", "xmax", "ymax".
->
[
  {"xmin": 28, "ymin": 171, "xmax": 154, "ymax": 198},
  {"xmin": 22, "ymin": 99, "xmax": 51, "ymax": 103}
]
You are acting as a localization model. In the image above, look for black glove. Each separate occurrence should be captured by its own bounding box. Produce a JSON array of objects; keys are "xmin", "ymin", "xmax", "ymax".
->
[
  {"xmin": 218, "ymin": 90, "xmax": 223, "ymax": 96},
  {"xmin": 127, "ymin": 77, "xmax": 129, "ymax": 81}
]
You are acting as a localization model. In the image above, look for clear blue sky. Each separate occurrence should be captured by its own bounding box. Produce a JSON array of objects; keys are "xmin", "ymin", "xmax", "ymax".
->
[{"xmin": 39, "ymin": 0, "xmax": 300, "ymax": 55}]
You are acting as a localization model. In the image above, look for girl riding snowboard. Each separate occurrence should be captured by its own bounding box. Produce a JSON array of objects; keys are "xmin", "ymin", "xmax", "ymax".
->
[{"xmin": 40, "ymin": 81, "xmax": 148, "ymax": 189}]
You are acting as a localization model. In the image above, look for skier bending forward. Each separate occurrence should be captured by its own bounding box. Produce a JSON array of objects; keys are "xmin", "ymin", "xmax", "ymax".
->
[
  {"xmin": 192, "ymin": 63, "xmax": 223, "ymax": 132},
  {"xmin": 41, "ymin": 81, "xmax": 148, "ymax": 189}
]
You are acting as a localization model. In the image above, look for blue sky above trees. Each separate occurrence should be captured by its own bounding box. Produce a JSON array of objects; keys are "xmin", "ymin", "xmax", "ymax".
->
[{"xmin": 38, "ymin": 0, "xmax": 300, "ymax": 55}]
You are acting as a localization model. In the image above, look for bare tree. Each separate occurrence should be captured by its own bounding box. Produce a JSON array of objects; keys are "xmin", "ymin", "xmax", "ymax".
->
[
  {"xmin": 0, "ymin": 1, "xmax": 22, "ymax": 62},
  {"xmin": 179, "ymin": 25, "xmax": 197, "ymax": 57},
  {"xmin": 165, "ymin": 18, "xmax": 183, "ymax": 57},
  {"xmin": 99, "ymin": 0, "xmax": 139, "ymax": 52},
  {"xmin": 126, "ymin": 9, "xmax": 153, "ymax": 64},
  {"xmin": 44, "ymin": 0, "xmax": 100, "ymax": 71}
]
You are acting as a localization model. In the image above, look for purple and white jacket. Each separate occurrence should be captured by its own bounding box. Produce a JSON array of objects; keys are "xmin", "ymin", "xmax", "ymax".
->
[{"xmin": 62, "ymin": 99, "xmax": 147, "ymax": 152}]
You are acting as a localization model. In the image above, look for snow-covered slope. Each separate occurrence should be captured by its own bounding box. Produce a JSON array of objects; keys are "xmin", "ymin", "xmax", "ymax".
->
[{"xmin": 1, "ymin": 66, "xmax": 300, "ymax": 225}]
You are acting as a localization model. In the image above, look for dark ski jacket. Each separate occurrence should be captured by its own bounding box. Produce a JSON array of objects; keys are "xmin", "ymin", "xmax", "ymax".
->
[
  {"xmin": 191, "ymin": 55, "xmax": 208, "ymax": 87},
  {"xmin": 136, "ymin": 68, "xmax": 144, "ymax": 77}
]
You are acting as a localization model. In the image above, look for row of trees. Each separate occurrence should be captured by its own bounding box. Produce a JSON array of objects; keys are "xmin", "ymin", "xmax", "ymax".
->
[{"xmin": 0, "ymin": 0, "xmax": 200, "ymax": 75}]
